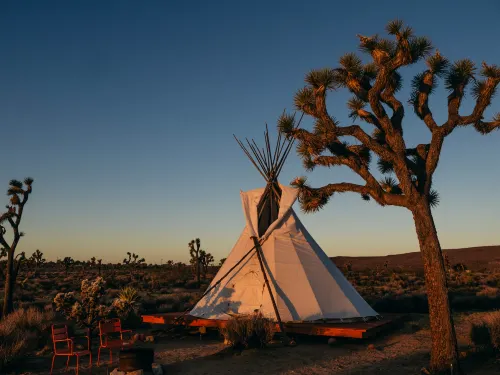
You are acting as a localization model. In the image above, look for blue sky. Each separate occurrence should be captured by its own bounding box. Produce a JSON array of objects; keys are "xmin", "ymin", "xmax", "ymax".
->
[{"xmin": 1, "ymin": 0, "xmax": 499, "ymax": 263}]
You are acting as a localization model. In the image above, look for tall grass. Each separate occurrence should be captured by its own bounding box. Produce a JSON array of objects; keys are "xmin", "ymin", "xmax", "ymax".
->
[
  {"xmin": 0, "ymin": 307, "xmax": 54, "ymax": 371},
  {"xmin": 219, "ymin": 312, "xmax": 275, "ymax": 349}
]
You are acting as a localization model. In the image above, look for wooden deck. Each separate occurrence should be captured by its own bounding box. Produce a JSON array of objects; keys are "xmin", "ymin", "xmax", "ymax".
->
[{"xmin": 142, "ymin": 312, "xmax": 403, "ymax": 339}]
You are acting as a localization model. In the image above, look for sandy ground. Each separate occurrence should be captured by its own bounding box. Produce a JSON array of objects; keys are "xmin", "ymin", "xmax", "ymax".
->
[{"xmin": 12, "ymin": 313, "xmax": 500, "ymax": 375}]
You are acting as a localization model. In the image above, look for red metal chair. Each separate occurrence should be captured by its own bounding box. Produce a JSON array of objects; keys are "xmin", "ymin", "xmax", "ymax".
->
[
  {"xmin": 51, "ymin": 324, "xmax": 92, "ymax": 374},
  {"xmin": 97, "ymin": 318, "xmax": 133, "ymax": 365}
]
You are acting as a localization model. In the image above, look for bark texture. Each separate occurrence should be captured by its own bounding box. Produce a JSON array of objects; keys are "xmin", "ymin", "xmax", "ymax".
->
[{"xmin": 412, "ymin": 201, "xmax": 461, "ymax": 374}]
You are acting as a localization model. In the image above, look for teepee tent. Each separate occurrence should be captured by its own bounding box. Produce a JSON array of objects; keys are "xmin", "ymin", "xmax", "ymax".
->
[{"xmin": 190, "ymin": 125, "xmax": 378, "ymax": 325}]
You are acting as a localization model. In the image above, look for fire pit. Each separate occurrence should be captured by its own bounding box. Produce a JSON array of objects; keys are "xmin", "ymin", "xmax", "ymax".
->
[{"xmin": 119, "ymin": 347, "xmax": 154, "ymax": 372}]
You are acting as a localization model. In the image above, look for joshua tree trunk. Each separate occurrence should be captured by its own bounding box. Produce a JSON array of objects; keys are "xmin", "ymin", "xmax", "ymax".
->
[
  {"xmin": 3, "ymin": 249, "xmax": 15, "ymax": 317},
  {"xmin": 412, "ymin": 200, "xmax": 461, "ymax": 373}
]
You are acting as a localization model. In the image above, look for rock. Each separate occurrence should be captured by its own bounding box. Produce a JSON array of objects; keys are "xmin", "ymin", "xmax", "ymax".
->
[
  {"xmin": 367, "ymin": 344, "xmax": 376, "ymax": 350},
  {"xmin": 145, "ymin": 335, "xmax": 155, "ymax": 343},
  {"xmin": 152, "ymin": 363, "xmax": 163, "ymax": 375},
  {"xmin": 133, "ymin": 333, "xmax": 141, "ymax": 342},
  {"xmin": 126, "ymin": 370, "xmax": 144, "ymax": 375},
  {"xmin": 110, "ymin": 369, "xmax": 126, "ymax": 375},
  {"xmin": 327, "ymin": 338, "xmax": 337, "ymax": 346}
]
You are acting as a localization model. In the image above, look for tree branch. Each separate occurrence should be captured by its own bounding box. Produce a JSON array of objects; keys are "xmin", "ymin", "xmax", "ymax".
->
[{"xmin": 302, "ymin": 182, "xmax": 408, "ymax": 208}]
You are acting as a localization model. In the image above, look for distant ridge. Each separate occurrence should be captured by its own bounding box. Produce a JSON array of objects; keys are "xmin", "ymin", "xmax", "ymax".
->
[{"xmin": 330, "ymin": 245, "xmax": 500, "ymax": 271}]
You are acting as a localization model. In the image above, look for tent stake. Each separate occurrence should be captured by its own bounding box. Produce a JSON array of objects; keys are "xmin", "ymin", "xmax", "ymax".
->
[{"xmin": 251, "ymin": 236, "xmax": 288, "ymax": 340}]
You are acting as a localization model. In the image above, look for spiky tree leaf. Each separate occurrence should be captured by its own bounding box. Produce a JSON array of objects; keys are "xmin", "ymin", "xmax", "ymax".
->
[
  {"xmin": 327, "ymin": 141, "xmax": 350, "ymax": 157},
  {"xmin": 386, "ymin": 19, "xmax": 404, "ymax": 35},
  {"xmin": 472, "ymin": 80, "xmax": 487, "ymax": 100},
  {"xmin": 429, "ymin": 189, "xmax": 440, "ymax": 208},
  {"xmin": 377, "ymin": 159, "xmax": 394, "ymax": 174},
  {"xmin": 347, "ymin": 97, "xmax": 366, "ymax": 120},
  {"xmin": 445, "ymin": 59, "xmax": 476, "ymax": 92},
  {"xmin": 480, "ymin": 62, "xmax": 500, "ymax": 79},
  {"xmin": 9, "ymin": 180, "xmax": 22, "ymax": 189},
  {"xmin": 294, "ymin": 87, "xmax": 315, "ymax": 114},
  {"xmin": 388, "ymin": 71, "xmax": 403, "ymax": 92},
  {"xmin": 7, "ymin": 187, "xmax": 24, "ymax": 196},
  {"xmin": 23, "ymin": 177, "xmax": 34, "ymax": 186},
  {"xmin": 339, "ymin": 53, "xmax": 363, "ymax": 77},
  {"xmin": 305, "ymin": 68, "xmax": 338, "ymax": 90},
  {"xmin": 409, "ymin": 37, "xmax": 433, "ymax": 62},
  {"xmin": 277, "ymin": 113, "xmax": 296, "ymax": 134},
  {"xmin": 363, "ymin": 63, "xmax": 378, "ymax": 80},
  {"xmin": 426, "ymin": 51, "xmax": 449, "ymax": 76},
  {"xmin": 303, "ymin": 157, "xmax": 316, "ymax": 171}
]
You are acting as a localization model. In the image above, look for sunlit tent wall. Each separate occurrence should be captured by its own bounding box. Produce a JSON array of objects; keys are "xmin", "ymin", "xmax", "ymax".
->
[{"xmin": 190, "ymin": 126, "xmax": 378, "ymax": 323}]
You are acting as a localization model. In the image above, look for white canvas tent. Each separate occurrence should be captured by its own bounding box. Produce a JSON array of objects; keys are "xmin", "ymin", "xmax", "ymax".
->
[
  {"xmin": 190, "ymin": 184, "xmax": 378, "ymax": 322},
  {"xmin": 190, "ymin": 126, "xmax": 378, "ymax": 324}
]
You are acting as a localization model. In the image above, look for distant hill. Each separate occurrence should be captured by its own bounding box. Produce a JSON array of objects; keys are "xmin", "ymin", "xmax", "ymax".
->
[{"xmin": 330, "ymin": 245, "xmax": 500, "ymax": 271}]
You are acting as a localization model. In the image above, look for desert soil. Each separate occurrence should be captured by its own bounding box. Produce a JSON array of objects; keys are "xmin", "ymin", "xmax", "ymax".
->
[{"xmin": 14, "ymin": 313, "xmax": 500, "ymax": 375}]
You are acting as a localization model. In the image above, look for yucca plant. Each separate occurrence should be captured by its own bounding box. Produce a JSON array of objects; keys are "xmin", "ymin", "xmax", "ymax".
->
[{"xmin": 279, "ymin": 19, "xmax": 500, "ymax": 374}]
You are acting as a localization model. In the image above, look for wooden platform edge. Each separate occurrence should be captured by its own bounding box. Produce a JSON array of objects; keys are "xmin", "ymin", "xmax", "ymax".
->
[{"xmin": 141, "ymin": 313, "xmax": 406, "ymax": 339}]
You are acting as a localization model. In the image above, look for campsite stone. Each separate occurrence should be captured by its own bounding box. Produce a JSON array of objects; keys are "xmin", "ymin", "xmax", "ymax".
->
[
  {"xmin": 367, "ymin": 343, "xmax": 376, "ymax": 350},
  {"xmin": 152, "ymin": 363, "xmax": 163, "ymax": 375},
  {"xmin": 145, "ymin": 335, "xmax": 155, "ymax": 343},
  {"xmin": 327, "ymin": 338, "xmax": 337, "ymax": 346},
  {"xmin": 110, "ymin": 369, "xmax": 126, "ymax": 375},
  {"xmin": 126, "ymin": 370, "xmax": 144, "ymax": 375}
]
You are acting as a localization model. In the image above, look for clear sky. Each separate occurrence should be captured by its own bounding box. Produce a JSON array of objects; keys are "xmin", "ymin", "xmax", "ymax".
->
[{"xmin": 1, "ymin": 0, "xmax": 499, "ymax": 263}]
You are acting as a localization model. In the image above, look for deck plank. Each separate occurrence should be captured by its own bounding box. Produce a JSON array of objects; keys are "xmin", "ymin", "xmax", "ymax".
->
[{"xmin": 142, "ymin": 312, "xmax": 402, "ymax": 339}]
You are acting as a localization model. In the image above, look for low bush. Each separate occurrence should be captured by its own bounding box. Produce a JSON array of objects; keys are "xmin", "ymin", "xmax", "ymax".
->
[
  {"xmin": 0, "ymin": 307, "xmax": 54, "ymax": 371},
  {"xmin": 219, "ymin": 312, "xmax": 275, "ymax": 349},
  {"xmin": 469, "ymin": 311, "xmax": 500, "ymax": 352}
]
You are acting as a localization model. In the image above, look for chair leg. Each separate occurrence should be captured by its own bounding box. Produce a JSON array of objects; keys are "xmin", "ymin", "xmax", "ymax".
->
[
  {"xmin": 50, "ymin": 355, "xmax": 56, "ymax": 375},
  {"xmin": 76, "ymin": 355, "xmax": 79, "ymax": 375},
  {"xmin": 66, "ymin": 355, "xmax": 70, "ymax": 370},
  {"xmin": 109, "ymin": 348, "xmax": 112, "ymax": 364},
  {"xmin": 97, "ymin": 347, "xmax": 101, "ymax": 366},
  {"xmin": 89, "ymin": 352, "xmax": 92, "ymax": 369}
]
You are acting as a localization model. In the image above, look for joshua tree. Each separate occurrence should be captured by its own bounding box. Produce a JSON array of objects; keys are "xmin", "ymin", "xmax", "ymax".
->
[
  {"xmin": 122, "ymin": 252, "xmax": 145, "ymax": 277},
  {"xmin": 0, "ymin": 178, "xmax": 34, "ymax": 317},
  {"xmin": 29, "ymin": 249, "xmax": 45, "ymax": 276},
  {"xmin": 218, "ymin": 258, "xmax": 227, "ymax": 267},
  {"xmin": 89, "ymin": 257, "xmax": 103, "ymax": 275},
  {"xmin": 53, "ymin": 277, "xmax": 111, "ymax": 349},
  {"xmin": 188, "ymin": 238, "xmax": 202, "ymax": 288},
  {"xmin": 199, "ymin": 250, "xmax": 214, "ymax": 279},
  {"xmin": 59, "ymin": 256, "xmax": 74, "ymax": 276},
  {"xmin": 279, "ymin": 20, "xmax": 499, "ymax": 373}
]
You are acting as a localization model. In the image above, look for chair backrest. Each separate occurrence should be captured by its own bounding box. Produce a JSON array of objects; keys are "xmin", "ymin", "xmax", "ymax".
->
[
  {"xmin": 52, "ymin": 324, "xmax": 69, "ymax": 353},
  {"xmin": 99, "ymin": 318, "xmax": 123, "ymax": 344}
]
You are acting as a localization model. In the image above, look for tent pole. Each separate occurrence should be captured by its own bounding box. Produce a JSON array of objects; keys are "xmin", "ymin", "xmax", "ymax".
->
[{"xmin": 251, "ymin": 236, "xmax": 288, "ymax": 339}]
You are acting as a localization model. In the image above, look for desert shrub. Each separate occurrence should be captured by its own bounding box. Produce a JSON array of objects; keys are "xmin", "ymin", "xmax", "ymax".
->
[
  {"xmin": 219, "ymin": 313, "xmax": 275, "ymax": 349},
  {"xmin": 469, "ymin": 311, "xmax": 500, "ymax": 352},
  {"xmin": 0, "ymin": 307, "xmax": 54, "ymax": 371},
  {"xmin": 476, "ymin": 286, "xmax": 500, "ymax": 297}
]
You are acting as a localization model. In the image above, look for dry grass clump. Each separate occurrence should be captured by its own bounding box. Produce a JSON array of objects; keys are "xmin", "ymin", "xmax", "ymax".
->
[
  {"xmin": 219, "ymin": 312, "xmax": 275, "ymax": 349},
  {"xmin": 0, "ymin": 307, "xmax": 54, "ymax": 371},
  {"xmin": 468, "ymin": 310, "xmax": 500, "ymax": 352}
]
